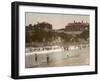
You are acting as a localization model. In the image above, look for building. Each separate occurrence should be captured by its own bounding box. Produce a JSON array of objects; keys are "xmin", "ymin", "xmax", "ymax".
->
[{"xmin": 65, "ymin": 21, "xmax": 89, "ymax": 31}]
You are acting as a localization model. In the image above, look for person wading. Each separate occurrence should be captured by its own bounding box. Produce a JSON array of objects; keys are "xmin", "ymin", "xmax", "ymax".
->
[
  {"xmin": 47, "ymin": 55, "xmax": 49, "ymax": 64},
  {"xmin": 35, "ymin": 54, "xmax": 37, "ymax": 62}
]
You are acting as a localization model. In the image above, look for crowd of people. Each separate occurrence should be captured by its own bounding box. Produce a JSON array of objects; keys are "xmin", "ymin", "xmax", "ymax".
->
[{"xmin": 26, "ymin": 44, "xmax": 89, "ymax": 53}]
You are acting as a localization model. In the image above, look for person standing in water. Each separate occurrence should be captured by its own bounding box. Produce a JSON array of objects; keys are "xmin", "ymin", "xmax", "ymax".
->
[
  {"xmin": 35, "ymin": 54, "xmax": 37, "ymax": 62},
  {"xmin": 47, "ymin": 55, "xmax": 49, "ymax": 64}
]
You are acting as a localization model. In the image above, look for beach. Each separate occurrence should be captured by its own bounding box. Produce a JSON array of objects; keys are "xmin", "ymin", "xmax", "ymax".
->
[{"xmin": 25, "ymin": 46, "xmax": 89, "ymax": 68}]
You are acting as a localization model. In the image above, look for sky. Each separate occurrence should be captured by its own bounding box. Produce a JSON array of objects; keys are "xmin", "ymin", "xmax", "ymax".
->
[{"xmin": 25, "ymin": 12, "xmax": 89, "ymax": 29}]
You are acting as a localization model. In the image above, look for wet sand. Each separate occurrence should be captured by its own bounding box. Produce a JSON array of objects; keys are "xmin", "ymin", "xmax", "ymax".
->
[{"xmin": 48, "ymin": 47, "xmax": 89, "ymax": 66}]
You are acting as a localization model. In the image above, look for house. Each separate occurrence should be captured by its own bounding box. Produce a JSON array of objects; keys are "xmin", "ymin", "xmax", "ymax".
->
[{"xmin": 65, "ymin": 21, "xmax": 89, "ymax": 31}]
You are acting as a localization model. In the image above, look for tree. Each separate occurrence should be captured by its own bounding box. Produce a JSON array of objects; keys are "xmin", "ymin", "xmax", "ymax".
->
[
  {"xmin": 79, "ymin": 30, "xmax": 89, "ymax": 40},
  {"xmin": 58, "ymin": 32, "xmax": 72, "ymax": 42},
  {"xmin": 29, "ymin": 22, "xmax": 53, "ymax": 43},
  {"xmin": 26, "ymin": 31, "xmax": 32, "ymax": 43}
]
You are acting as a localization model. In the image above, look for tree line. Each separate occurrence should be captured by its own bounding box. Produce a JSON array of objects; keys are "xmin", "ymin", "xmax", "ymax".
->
[{"xmin": 26, "ymin": 22, "xmax": 89, "ymax": 46}]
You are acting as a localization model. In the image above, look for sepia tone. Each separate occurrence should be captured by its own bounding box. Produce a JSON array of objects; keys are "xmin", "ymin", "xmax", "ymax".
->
[{"xmin": 25, "ymin": 12, "xmax": 90, "ymax": 68}]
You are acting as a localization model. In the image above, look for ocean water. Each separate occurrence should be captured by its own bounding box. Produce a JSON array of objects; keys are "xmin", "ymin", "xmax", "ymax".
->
[{"xmin": 25, "ymin": 48, "xmax": 82, "ymax": 68}]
